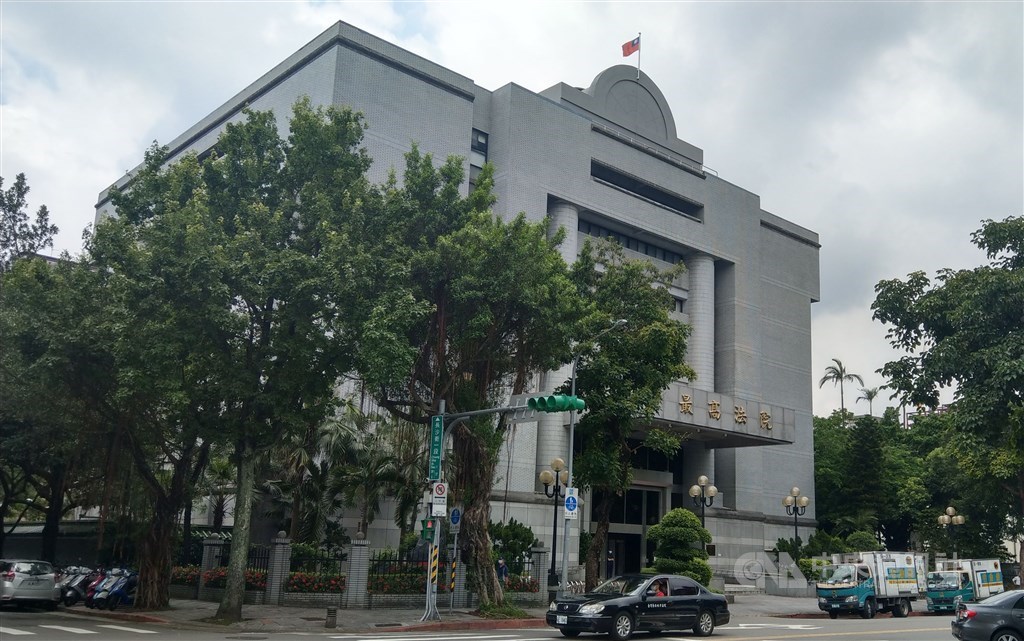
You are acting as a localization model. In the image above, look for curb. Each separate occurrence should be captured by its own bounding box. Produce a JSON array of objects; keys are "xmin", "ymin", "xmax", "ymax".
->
[{"xmin": 388, "ymin": 618, "xmax": 548, "ymax": 632}]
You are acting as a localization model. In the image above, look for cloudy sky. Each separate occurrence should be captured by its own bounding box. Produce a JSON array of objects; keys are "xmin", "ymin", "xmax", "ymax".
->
[{"xmin": 2, "ymin": 1, "xmax": 1021, "ymax": 418}]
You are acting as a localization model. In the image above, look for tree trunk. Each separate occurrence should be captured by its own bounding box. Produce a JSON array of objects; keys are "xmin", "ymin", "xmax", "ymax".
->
[
  {"xmin": 136, "ymin": 496, "xmax": 177, "ymax": 609},
  {"xmin": 40, "ymin": 463, "xmax": 66, "ymax": 563},
  {"xmin": 585, "ymin": 494, "xmax": 613, "ymax": 590},
  {"xmin": 181, "ymin": 499, "xmax": 193, "ymax": 565},
  {"xmin": 288, "ymin": 490, "xmax": 301, "ymax": 540},
  {"xmin": 454, "ymin": 425, "xmax": 503, "ymax": 606},
  {"xmin": 215, "ymin": 442, "xmax": 256, "ymax": 622}
]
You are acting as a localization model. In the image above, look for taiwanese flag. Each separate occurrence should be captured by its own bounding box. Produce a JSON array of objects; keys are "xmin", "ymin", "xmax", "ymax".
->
[{"xmin": 622, "ymin": 36, "xmax": 640, "ymax": 57}]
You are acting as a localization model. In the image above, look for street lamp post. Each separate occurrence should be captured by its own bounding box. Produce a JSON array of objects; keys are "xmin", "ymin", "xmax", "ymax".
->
[
  {"xmin": 938, "ymin": 506, "xmax": 965, "ymax": 558},
  {"xmin": 782, "ymin": 486, "xmax": 811, "ymax": 545},
  {"xmin": 558, "ymin": 318, "xmax": 628, "ymax": 597},
  {"xmin": 540, "ymin": 457, "xmax": 568, "ymax": 602},
  {"xmin": 688, "ymin": 475, "xmax": 718, "ymax": 528}
]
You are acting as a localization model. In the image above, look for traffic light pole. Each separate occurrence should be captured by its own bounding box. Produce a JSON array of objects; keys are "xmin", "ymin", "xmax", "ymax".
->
[{"xmin": 422, "ymin": 394, "xmax": 583, "ymax": 621}]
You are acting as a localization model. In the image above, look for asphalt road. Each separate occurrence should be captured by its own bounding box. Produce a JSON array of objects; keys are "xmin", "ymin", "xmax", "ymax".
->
[{"xmin": 0, "ymin": 607, "xmax": 955, "ymax": 641}]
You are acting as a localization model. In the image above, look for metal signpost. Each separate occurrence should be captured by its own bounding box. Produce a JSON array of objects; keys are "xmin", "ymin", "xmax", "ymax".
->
[
  {"xmin": 448, "ymin": 507, "xmax": 461, "ymax": 614},
  {"xmin": 420, "ymin": 394, "xmax": 575, "ymax": 622}
]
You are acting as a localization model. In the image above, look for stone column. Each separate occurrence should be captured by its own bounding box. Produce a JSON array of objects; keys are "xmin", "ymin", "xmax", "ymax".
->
[
  {"xmin": 199, "ymin": 538, "xmax": 223, "ymax": 602},
  {"xmin": 536, "ymin": 199, "xmax": 580, "ymax": 480},
  {"xmin": 265, "ymin": 533, "xmax": 291, "ymax": 605},
  {"xmin": 685, "ymin": 253, "xmax": 715, "ymax": 391},
  {"xmin": 346, "ymin": 539, "xmax": 370, "ymax": 608},
  {"xmin": 547, "ymin": 199, "xmax": 579, "ymax": 265}
]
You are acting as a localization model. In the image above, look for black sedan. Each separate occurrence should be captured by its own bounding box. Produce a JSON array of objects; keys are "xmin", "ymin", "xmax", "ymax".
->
[
  {"xmin": 546, "ymin": 574, "xmax": 730, "ymax": 639},
  {"xmin": 951, "ymin": 589, "xmax": 1024, "ymax": 641}
]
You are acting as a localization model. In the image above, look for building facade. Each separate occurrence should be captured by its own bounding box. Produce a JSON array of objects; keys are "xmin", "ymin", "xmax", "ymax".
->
[{"xmin": 96, "ymin": 21, "xmax": 820, "ymax": 581}]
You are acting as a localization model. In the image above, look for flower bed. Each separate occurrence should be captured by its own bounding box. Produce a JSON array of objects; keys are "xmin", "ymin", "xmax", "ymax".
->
[
  {"xmin": 170, "ymin": 565, "xmax": 200, "ymax": 585},
  {"xmin": 202, "ymin": 566, "xmax": 267, "ymax": 591},
  {"xmin": 506, "ymin": 574, "xmax": 540, "ymax": 593},
  {"xmin": 286, "ymin": 571, "xmax": 346, "ymax": 593},
  {"xmin": 368, "ymin": 571, "xmax": 451, "ymax": 594}
]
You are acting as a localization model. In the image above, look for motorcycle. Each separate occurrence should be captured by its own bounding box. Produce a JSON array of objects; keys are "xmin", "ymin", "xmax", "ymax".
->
[
  {"xmin": 84, "ymin": 568, "xmax": 114, "ymax": 609},
  {"xmin": 62, "ymin": 566, "xmax": 95, "ymax": 607},
  {"xmin": 105, "ymin": 569, "xmax": 138, "ymax": 610}
]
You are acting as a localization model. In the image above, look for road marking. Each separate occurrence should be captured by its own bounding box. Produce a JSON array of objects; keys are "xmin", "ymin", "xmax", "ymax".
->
[
  {"xmin": 97, "ymin": 624, "xmax": 158, "ymax": 634},
  {"xmin": 711, "ymin": 628, "xmax": 947, "ymax": 639},
  {"xmin": 327, "ymin": 630, "xmax": 528, "ymax": 634},
  {"xmin": 723, "ymin": 623, "xmax": 823, "ymax": 629},
  {"xmin": 0, "ymin": 627, "xmax": 34, "ymax": 636},
  {"xmin": 39, "ymin": 625, "xmax": 98, "ymax": 634}
]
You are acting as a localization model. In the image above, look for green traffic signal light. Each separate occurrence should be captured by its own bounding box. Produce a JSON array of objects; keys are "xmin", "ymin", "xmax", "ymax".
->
[{"xmin": 527, "ymin": 395, "xmax": 586, "ymax": 412}]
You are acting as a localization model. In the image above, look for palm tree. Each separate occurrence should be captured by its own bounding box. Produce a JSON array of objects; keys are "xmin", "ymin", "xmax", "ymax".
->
[
  {"xmin": 857, "ymin": 387, "xmax": 879, "ymax": 416},
  {"xmin": 818, "ymin": 358, "xmax": 864, "ymax": 414}
]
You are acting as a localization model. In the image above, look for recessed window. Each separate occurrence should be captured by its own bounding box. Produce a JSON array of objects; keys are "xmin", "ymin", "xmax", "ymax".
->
[
  {"xmin": 469, "ymin": 129, "xmax": 488, "ymax": 188},
  {"xmin": 591, "ymin": 160, "xmax": 703, "ymax": 221},
  {"xmin": 578, "ymin": 219, "xmax": 682, "ymax": 265}
]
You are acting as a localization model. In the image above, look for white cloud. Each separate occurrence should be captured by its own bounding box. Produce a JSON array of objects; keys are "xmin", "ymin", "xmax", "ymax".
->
[{"xmin": 2, "ymin": 1, "xmax": 1020, "ymax": 418}]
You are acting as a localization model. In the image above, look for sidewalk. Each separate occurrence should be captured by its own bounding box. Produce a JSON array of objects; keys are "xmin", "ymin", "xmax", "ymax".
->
[{"xmin": 63, "ymin": 593, "xmax": 823, "ymax": 633}]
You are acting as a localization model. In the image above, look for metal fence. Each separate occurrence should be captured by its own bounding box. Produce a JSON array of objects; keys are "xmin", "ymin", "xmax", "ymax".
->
[
  {"xmin": 213, "ymin": 542, "xmax": 271, "ymax": 572},
  {"xmin": 288, "ymin": 547, "xmax": 348, "ymax": 594},
  {"xmin": 368, "ymin": 548, "xmax": 451, "ymax": 594}
]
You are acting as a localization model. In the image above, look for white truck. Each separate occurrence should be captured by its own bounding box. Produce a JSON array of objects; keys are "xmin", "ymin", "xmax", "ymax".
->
[
  {"xmin": 926, "ymin": 558, "xmax": 1004, "ymax": 613},
  {"xmin": 816, "ymin": 551, "xmax": 927, "ymax": 619}
]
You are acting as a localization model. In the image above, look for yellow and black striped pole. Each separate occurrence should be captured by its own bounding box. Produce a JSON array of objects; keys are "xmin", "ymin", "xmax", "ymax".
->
[
  {"xmin": 450, "ymin": 559, "xmax": 456, "ymax": 591},
  {"xmin": 430, "ymin": 544, "xmax": 439, "ymax": 585}
]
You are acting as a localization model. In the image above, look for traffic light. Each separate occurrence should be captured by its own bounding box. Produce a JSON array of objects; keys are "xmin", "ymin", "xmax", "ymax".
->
[
  {"xmin": 421, "ymin": 517, "xmax": 438, "ymax": 541},
  {"xmin": 527, "ymin": 395, "xmax": 586, "ymax": 412}
]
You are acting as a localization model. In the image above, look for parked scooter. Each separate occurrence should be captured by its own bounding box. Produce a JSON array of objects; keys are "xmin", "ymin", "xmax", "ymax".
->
[
  {"xmin": 85, "ymin": 568, "xmax": 116, "ymax": 609},
  {"xmin": 62, "ymin": 566, "xmax": 95, "ymax": 607},
  {"xmin": 106, "ymin": 569, "xmax": 138, "ymax": 610}
]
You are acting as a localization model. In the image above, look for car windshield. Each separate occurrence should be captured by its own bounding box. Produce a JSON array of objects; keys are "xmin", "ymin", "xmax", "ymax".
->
[
  {"xmin": 821, "ymin": 564, "xmax": 858, "ymax": 584},
  {"xmin": 591, "ymin": 576, "xmax": 648, "ymax": 595},
  {"xmin": 927, "ymin": 572, "xmax": 960, "ymax": 589}
]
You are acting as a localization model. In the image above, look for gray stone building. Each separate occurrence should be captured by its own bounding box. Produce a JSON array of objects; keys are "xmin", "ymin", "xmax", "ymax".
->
[{"xmin": 96, "ymin": 21, "xmax": 820, "ymax": 582}]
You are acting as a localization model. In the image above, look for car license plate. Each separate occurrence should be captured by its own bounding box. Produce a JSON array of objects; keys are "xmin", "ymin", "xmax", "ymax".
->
[
  {"xmin": 830, "ymin": 604, "xmax": 839, "ymax": 609},
  {"xmin": 24, "ymin": 579, "xmax": 40, "ymax": 586},
  {"xmin": 557, "ymin": 615, "xmax": 567, "ymax": 624}
]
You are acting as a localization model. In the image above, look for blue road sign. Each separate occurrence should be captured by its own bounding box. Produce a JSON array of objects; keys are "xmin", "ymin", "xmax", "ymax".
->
[
  {"xmin": 565, "ymin": 488, "xmax": 579, "ymax": 520},
  {"xmin": 450, "ymin": 507, "xmax": 461, "ymax": 525}
]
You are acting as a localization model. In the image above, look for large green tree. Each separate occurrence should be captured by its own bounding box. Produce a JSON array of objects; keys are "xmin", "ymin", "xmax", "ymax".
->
[
  {"xmin": 97, "ymin": 99, "xmax": 376, "ymax": 620},
  {"xmin": 567, "ymin": 239, "xmax": 693, "ymax": 589},
  {"xmin": 873, "ymin": 216, "xmax": 1023, "ymax": 580},
  {"xmin": 349, "ymin": 150, "xmax": 583, "ymax": 606}
]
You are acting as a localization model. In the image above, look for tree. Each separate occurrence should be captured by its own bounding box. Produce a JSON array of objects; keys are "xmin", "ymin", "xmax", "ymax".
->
[
  {"xmin": 856, "ymin": 387, "xmax": 879, "ymax": 416},
  {"xmin": 0, "ymin": 255, "xmax": 124, "ymax": 564},
  {"xmin": 348, "ymin": 151, "xmax": 583, "ymax": 606},
  {"xmin": 646, "ymin": 508, "xmax": 712, "ymax": 585},
  {"xmin": 79, "ymin": 99, "xmax": 374, "ymax": 619},
  {"xmin": 567, "ymin": 239, "xmax": 693, "ymax": 589},
  {"xmin": 818, "ymin": 358, "xmax": 864, "ymax": 414},
  {"xmin": 872, "ymin": 216, "xmax": 1023, "ymax": 582},
  {"xmin": 0, "ymin": 173, "xmax": 58, "ymax": 273}
]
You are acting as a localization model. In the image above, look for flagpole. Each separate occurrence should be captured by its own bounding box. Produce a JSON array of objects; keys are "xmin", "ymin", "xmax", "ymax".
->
[{"xmin": 636, "ymin": 32, "xmax": 641, "ymax": 80}]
